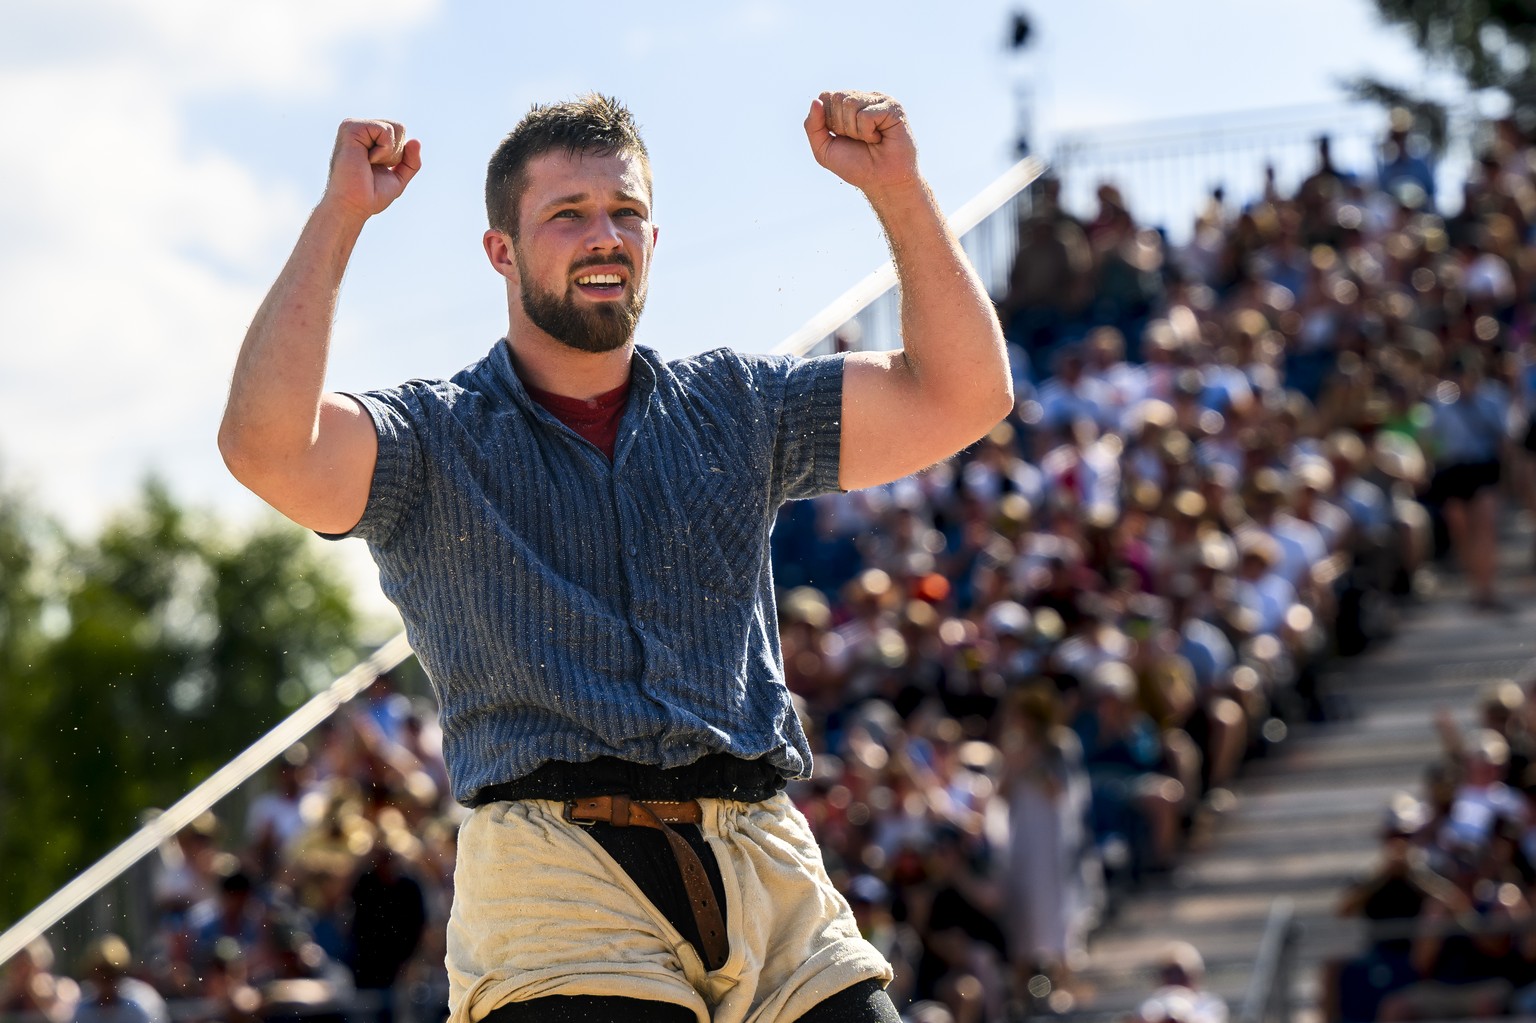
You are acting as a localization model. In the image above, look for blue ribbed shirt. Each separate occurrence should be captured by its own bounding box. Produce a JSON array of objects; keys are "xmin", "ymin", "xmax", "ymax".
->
[{"xmin": 328, "ymin": 340, "xmax": 845, "ymax": 805}]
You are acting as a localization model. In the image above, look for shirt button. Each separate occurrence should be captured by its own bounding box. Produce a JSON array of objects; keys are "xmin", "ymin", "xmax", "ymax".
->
[{"xmin": 628, "ymin": 545, "xmax": 638, "ymax": 555}]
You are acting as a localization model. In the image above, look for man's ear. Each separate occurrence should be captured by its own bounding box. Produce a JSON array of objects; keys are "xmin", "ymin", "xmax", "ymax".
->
[{"xmin": 483, "ymin": 229, "xmax": 519, "ymax": 283}]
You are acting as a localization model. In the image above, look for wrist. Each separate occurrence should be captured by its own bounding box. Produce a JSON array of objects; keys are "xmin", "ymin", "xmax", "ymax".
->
[
  {"xmin": 291, "ymin": 200, "xmax": 369, "ymax": 279},
  {"xmin": 861, "ymin": 175, "xmax": 933, "ymax": 214},
  {"xmin": 311, "ymin": 193, "xmax": 375, "ymax": 234}
]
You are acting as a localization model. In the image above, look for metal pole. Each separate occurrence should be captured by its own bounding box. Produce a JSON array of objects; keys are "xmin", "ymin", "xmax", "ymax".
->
[{"xmin": 1239, "ymin": 897, "xmax": 1296, "ymax": 1023}]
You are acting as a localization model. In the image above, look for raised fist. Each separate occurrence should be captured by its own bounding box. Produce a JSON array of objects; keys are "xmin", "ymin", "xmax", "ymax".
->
[
  {"xmin": 803, "ymin": 91, "xmax": 921, "ymax": 196},
  {"xmin": 322, "ymin": 119, "xmax": 422, "ymax": 220}
]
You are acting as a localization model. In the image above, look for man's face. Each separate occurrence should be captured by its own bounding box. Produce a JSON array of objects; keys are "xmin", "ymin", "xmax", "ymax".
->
[{"xmin": 510, "ymin": 148, "xmax": 655, "ymax": 353}]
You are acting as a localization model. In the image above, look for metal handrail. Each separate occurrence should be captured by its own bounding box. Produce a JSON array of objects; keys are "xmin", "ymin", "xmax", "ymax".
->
[
  {"xmin": 771, "ymin": 155, "xmax": 1043, "ymax": 358},
  {"xmin": 0, "ymin": 633, "xmax": 414, "ymax": 966},
  {"xmin": 1239, "ymin": 897, "xmax": 1298, "ymax": 1023}
]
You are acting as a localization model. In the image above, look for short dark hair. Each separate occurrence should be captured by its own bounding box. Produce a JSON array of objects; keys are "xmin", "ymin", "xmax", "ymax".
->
[{"xmin": 485, "ymin": 93, "xmax": 650, "ymax": 237}]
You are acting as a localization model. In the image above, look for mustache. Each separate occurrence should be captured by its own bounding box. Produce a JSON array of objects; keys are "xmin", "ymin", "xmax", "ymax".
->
[{"xmin": 569, "ymin": 253, "xmax": 635, "ymax": 274}]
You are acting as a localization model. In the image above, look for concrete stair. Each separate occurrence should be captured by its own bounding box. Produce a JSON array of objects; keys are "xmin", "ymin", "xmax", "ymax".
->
[{"xmin": 1052, "ymin": 525, "xmax": 1536, "ymax": 1022}]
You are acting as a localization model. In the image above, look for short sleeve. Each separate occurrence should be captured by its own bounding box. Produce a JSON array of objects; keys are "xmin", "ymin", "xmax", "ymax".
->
[
  {"xmin": 771, "ymin": 353, "xmax": 845, "ymax": 503},
  {"xmin": 315, "ymin": 388, "xmax": 425, "ymax": 546}
]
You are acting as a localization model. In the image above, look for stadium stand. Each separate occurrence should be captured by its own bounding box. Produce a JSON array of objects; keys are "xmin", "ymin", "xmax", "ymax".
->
[{"xmin": 11, "ymin": 107, "xmax": 1536, "ymax": 1023}]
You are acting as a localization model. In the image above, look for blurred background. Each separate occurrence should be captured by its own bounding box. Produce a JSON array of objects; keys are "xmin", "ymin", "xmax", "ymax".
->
[{"xmin": 7, "ymin": 1, "xmax": 1536, "ymax": 1021}]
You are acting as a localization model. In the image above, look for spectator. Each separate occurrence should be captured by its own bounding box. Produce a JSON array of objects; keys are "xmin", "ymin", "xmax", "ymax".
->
[
  {"xmin": 846, "ymin": 874, "xmax": 922, "ymax": 1009},
  {"xmin": 186, "ymin": 865, "xmax": 266, "ymax": 972},
  {"xmin": 192, "ymin": 939, "xmax": 261, "ymax": 1023},
  {"xmin": 149, "ymin": 812, "xmax": 222, "ymax": 930},
  {"xmin": 1074, "ymin": 661, "xmax": 1185, "ymax": 877},
  {"xmin": 1128, "ymin": 942, "xmax": 1228, "ymax": 1023},
  {"xmin": 999, "ymin": 684, "xmax": 1098, "ymax": 995},
  {"xmin": 1330, "ymin": 796, "xmax": 1460, "ymax": 1021},
  {"xmin": 1442, "ymin": 730, "xmax": 1526, "ymax": 853},
  {"xmin": 998, "ymin": 176, "xmax": 1093, "ymax": 369},
  {"xmin": 71, "ymin": 937, "xmax": 168, "ymax": 1023},
  {"xmin": 345, "ymin": 831, "xmax": 427, "ymax": 1023},
  {"xmin": 1378, "ymin": 108, "xmax": 1437, "ymax": 213},
  {"xmin": 1, "ymin": 938, "xmax": 78, "ymax": 1023},
  {"xmin": 246, "ymin": 747, "xmax": 311, "ymax": 880},
  {"xmin": 909, "ymin": 826, "xmax": 1008, "ymax": 1023},
  {"xmin": 1424, "ymin": 350, "xmax": 1511, "ymax": 610}
]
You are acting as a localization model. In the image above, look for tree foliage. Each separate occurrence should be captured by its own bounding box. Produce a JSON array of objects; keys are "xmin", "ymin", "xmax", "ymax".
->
[
  {"xmin": 1371, "ymin": 0, "xmax": 1536, "ymax": 91},
  {"xmin": 1359, "ymin": 0, "xmax": 1536, "ymax": 131},
  {"xmin": 0, "ymin": 478, "xmax": 360, "ymax": 926}
]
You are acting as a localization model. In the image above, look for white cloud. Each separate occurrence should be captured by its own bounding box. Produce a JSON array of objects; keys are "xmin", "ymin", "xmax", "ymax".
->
[
  {"xmin": 3, "ymin": 0, "xmax": 438, "ymax": 94},
  {"xmin": 0, "ymin": 0, "xmax": 439, "ymax": 530}
]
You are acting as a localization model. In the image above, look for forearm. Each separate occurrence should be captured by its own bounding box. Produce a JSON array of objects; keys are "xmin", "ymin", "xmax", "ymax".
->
[
  {"xmin": 808, "ymin": 91, "xmax": 1014, "ymax": 489},
  {"xmin": 219, "ymin": 202, "xmax": 366, "ymax": 468},
  {"xmin": 866, "ymin": 180, "xmax": 1012, "ymax": 422}
]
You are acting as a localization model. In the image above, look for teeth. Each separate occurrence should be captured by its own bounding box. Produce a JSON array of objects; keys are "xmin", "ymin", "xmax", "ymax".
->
[{"xmin": 576, "ymin": 273, "xmax": 622, "ymax": 285}]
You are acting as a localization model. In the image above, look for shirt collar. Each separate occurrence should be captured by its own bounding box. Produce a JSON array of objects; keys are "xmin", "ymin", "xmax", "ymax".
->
[
  {"xmin": 479, "ymin": 338, "xmax": 660, "ymax": 437},
  {"xmin": 483, "ymin": 338, "xmax": 657, "ymax": 395}
]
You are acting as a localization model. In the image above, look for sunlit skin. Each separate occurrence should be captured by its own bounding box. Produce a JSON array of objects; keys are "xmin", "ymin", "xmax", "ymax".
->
[{"xmin": 482, "ymin": 150, "xmax": 658, "ymax": 393}]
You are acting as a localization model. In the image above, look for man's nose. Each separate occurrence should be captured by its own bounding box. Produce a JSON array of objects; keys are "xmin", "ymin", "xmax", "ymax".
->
[{"xmin": 585, "ymin": 212, "xmax": 624, "ymax": 251}]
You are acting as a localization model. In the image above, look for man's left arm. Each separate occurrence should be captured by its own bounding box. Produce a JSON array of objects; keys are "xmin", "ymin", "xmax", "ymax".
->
[{"xmin": 804, "ymin": 91, "xmax": 1014, "ymax": 491}]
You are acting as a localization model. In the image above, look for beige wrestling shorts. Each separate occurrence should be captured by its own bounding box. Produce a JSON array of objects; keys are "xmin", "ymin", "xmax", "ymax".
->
[{"xmin": 445, "ymin": 791, "xmax": 892, "ymax": 1023}]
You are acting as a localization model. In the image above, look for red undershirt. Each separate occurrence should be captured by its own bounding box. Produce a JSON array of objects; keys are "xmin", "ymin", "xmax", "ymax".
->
[{"xmin": 524, "ymin": 377, "xmax": 631, "ymax": 461}]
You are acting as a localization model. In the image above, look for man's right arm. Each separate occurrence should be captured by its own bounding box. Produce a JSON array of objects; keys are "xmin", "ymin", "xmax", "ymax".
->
[{"xmin": 218, "ymin": 120, "xmax": 421, "ymax": 535}]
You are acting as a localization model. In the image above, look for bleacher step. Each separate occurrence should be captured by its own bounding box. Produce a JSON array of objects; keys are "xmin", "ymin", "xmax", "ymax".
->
[{"xmin": 1067, "ymin": 542, "xmax": 1536, "ymax": 1020}]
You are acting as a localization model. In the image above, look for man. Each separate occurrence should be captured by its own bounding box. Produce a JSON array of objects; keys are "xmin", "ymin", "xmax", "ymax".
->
[
  {"xmin": 220, "ymin": 91, "xmax": 1011, "ymax": 1023},
  {"xmin": 72, "ymin": 936, "xmax": 169, "ymax": 1023}
]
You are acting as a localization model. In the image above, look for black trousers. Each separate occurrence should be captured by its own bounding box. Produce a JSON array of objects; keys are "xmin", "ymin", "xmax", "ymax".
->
[{"xmin": 479, "ymin": 977, "xmax": 898, "ymax": 1023}]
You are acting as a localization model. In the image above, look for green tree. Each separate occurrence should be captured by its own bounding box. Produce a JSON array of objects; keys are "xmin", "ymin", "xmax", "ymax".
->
[
  {"xmin": 1357, "ymin": 0, "xmax": 1536, "ymax": 139},
  {"xmin": 0, "ymin": 478, "xmax": 360, "ymax": 925},
  {"xmin": 0, "ymin": 481, "xmax": 72, "ymax": 920}
]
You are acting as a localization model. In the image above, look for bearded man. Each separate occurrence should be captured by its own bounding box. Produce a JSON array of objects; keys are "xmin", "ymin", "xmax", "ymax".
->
[{"xmin": 219, "ymin": 91, "xmax": 1012, "ymax": 1023}]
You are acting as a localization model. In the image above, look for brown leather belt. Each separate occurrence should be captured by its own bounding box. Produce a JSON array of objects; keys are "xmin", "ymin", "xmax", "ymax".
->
[{"xmin": 564, "ymin": 796, "xmax": 729, "ymax": 971}]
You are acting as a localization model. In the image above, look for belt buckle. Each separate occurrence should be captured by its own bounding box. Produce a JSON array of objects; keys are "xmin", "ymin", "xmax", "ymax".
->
[{"xmin": 562, "ymin": 800, "xmax": 596, "ymax": 827}]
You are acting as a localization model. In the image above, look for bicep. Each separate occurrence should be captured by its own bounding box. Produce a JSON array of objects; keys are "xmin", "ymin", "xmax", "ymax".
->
[
  {"xmin": 238, "ymin": 393, "xmax": 379, "ymax": 535},
  {"xmin": 838, "ymin": 352, "xmax": 986, "ymax": 490}
]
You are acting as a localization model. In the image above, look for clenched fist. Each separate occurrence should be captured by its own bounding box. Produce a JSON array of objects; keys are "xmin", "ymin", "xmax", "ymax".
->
[
  {"xmin": 321, "ymin": 119, "xmax": 422, "ymax": 221},
  {"xmin": 803, "ymin": 91, "xmax": 921, "ymax": 196}
]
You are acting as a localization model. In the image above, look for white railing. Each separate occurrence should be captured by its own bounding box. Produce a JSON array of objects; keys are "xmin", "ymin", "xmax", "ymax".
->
[
  {"xmin": 0, "ymin": 634, "xmax": 415, "ymax": 966},
  {"xmin": 1049, "ymin": 100, "xmax": 1481, "ymax": 244},
  {"xmin": 772, "ymin": 155, "xmax": 1043, "ymax": 358}
]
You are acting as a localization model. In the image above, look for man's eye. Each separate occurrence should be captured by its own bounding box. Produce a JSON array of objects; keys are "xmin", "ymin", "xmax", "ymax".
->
[
  {"xmin": 553, "ymin": 209, "xmax": 579, "ymax": 220},
  {"xmin": 616, "ymin": 208, "xmax": 644, "ymax": 219}
]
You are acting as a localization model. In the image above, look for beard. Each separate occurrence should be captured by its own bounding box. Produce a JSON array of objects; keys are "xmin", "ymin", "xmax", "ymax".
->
[{"xmin": 518, "ymin": 253, "xmax": 647, "ymax": 354}]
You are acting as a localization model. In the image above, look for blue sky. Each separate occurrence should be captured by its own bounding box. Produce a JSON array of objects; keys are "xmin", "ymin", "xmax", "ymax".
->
[{"xmin": 0, "ymin": 0, "xmax": 1437, "ymax": 614}]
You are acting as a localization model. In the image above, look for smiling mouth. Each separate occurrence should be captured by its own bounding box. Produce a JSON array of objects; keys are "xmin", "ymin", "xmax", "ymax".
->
[{"xmin": 573, "ymin": 271, "xmax": 627, "ymax": 299}]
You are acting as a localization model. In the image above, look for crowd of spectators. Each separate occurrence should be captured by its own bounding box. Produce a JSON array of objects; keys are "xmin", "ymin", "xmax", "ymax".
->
[
  {"xmin": 8, "ymin": 106, "xmax": 1536, "ymax": 1023},
  {"xmin": 771, "ymin": 107, "xmax": 1526, "ymax": 1020},
  {"xmin": 769, "ymin": 108, "xmax": 1536, "ymax": 1020},
  {"xmin": 1, "ymin": 676, "xmax": 458, "ymax": 1023},
  {"xmin": 1328, "ymin": 677, "xmax": 1536, "ymax": 1022}
]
